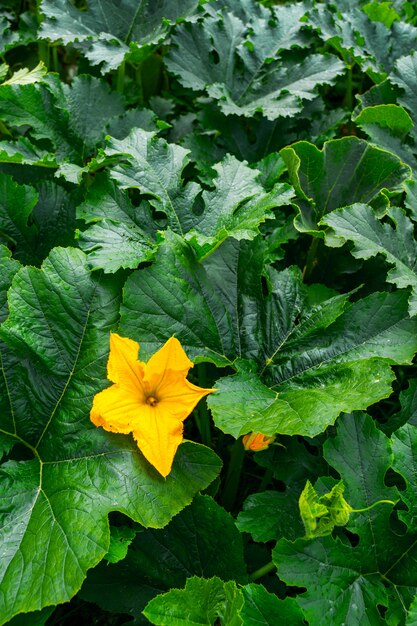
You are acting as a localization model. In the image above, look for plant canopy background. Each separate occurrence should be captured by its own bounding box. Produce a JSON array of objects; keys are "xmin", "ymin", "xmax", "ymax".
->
[{"xmin": 2, "ymin": 0, "xmax": 417, "ymax": 624}]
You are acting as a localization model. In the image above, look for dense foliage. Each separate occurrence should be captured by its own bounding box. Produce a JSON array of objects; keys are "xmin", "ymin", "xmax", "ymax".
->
[{"xmin": 2, "ymin": 0, "xmax": 417, "ymax": 624}]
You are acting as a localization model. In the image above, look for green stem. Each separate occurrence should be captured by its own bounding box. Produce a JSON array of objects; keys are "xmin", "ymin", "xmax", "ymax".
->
[
  {"xmin": 117, "ymin": 61, "xmax": 125, "ymax": 94},
  {"xmin": 51, "ymin": 45, "xmax": 59, "ymax": 74},
  {"xmin": 250, "ymin": 561, "xmax": 276, "ymax": 582},
  {"xmin": 302, "ymin": 237, "xmax": 319, "ymax": 281},
  {"xmin": 351, "ymin": 499, "xmax": 396, "ymax": 513},
  {"xmin": 194, "ymin": 364, "xmax": 212, "ymax": 447},
  {"xmin": 259, "ymin": 468, "xmax": 273, "ymax": 491},
  {"xmin": 346, "ymin": 64, "xmax": 353, "ymax": 112},
  {"xmin": 221, "ymin": 438, "xmax": 245, "ymax": 512},
  {"xmin": 136, "ymin": 65, "xmax": 144, "ymax": 105}
]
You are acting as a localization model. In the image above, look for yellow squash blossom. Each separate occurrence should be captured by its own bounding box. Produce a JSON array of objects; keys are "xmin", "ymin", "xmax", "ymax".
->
[
  {"xmin": 242, "ymin": 432, "xmax": 275, "ymax": 451},
  {"xmin": 91, "ymin": 333, "xmax": 214, "ymax": 477}
]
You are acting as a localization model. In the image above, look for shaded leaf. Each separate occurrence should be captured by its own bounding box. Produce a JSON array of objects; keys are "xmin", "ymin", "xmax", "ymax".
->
[
  {"xmin": 322, "ymin": 204, "xmax": 417, "ymax": 315},
  {"xmin": 81, "ymin": 495, "xmax": 247, "ymax": 624}
]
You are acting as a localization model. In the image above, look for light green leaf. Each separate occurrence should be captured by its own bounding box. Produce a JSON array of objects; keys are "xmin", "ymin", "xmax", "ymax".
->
[
  {"xmin": 0, "ymin": 247, "xmax": 221, "ymax": 625},
  {"xmin": 104, "ymin": 526, "xmax": 136, "ymax": 564},
  {"xmin": 299, "ymin": 480, "xmax": 352, "ymax": 539},
  {"xmin": 143, "ymin": 576, "xmax": 244, "ymax": 626},
  {"xmin": 323, "ymin": 204, "xmax": 417, "ymax": 314},
  {"xmin": 208, "ymin": 357, "xmax": 395, "ymax": 437},
  {"xmin": 240, "ymin": 583, "xmax": 305, "ymax": 626},
  {"xmin": 281, "ymin": 137, "xmax": 411, "ymax": 233},
  {"xmin": 3, "ymin": 61, "xmax": 47, "ymax": 85}
]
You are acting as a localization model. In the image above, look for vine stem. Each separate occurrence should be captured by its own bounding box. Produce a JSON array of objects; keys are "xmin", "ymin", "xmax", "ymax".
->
[
  {"xmin": 351, "ymin": 499, "xmax": 396, "ymax": 513},
  {"xmin": 249, "ymin": 561, "xmax": 276, "ymax": 582}
]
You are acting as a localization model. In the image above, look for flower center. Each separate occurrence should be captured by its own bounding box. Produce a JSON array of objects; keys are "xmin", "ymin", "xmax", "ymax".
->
[{"xmin": 146, "ymin": 396, "xmax": 158, "ymax": 407}]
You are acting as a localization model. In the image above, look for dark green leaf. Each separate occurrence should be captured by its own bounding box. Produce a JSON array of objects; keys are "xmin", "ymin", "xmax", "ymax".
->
[{"xmin": 81, "ymin": 495, "xmax": 247, "ymax": 624}]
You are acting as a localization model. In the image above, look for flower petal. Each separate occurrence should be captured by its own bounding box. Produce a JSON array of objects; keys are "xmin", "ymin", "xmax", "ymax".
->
[
  {"xmin": 144, "ymin": 336, "xmax": 193, "ymax": 384},
  {"xmin": 132, "ymin": 405, "xmax": 184, "ymax": 477},
  {"xmin": 158, "ymin": 376, "xmax": 215, "ymax": 420},
  {"xmin": 90, "ymin": 385, "xmax": 141, "ymax": 434},
  {"xmin": 107, "ymin": 333, "xmax": 145, "ymax": 394}
]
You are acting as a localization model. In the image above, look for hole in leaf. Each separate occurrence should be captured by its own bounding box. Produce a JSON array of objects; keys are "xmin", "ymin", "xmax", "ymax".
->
[
  {"xmin": 385, "ymin": 467, "xmax": 406, "ymax": 491},
  {"xmin": 342, "ymin": 529, "xmax": 360, "ymax": 547},
  {"xmin": 209, "ymin": 49, "xmax": 220, "ymax": 65},
  {"xmin": 377, "ymin": 604, "xmax": 387, "ymax": 618}
]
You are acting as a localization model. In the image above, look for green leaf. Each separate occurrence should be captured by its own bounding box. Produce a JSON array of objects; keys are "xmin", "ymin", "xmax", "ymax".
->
[
  {"xmin": 82, "ymin": 146, "xmax": 292, "ymax": 267},
  {"xmin": 120, "ymin": 232, "xmax": 264, "ymax": 366},
  {"xmin": 322, "ymin": 204, "xmax": 417, "ymax": 315},
  {"xmin": 208, "ymin": 357, "xmax": 395, "ymax": 437},
  {"xmin": 236, "ymin": 490, "xmax": 304, "ymax": 542},
  {"xmin": 77, "ymin": 174, "xmax": 156, "ymax": 272},
  {"xmin": 81, "ymin": 494, "xmax": 247, "ymax": 624},
  {"xmin": 0, "ymin": 172, "xmax": 38, "ymax": 260},
  {"xmin": 0, "ymin": 75, "xmax": 81, "ymax": 163},
  {"xmin": 185, "ymin": 155, "xmax": 293, "ymax": 260},
  {"xmin": 0, "ymin": 247, "xmax": 221, "ymax": 624},
  {"xmin": 308, "ymin": 4, "xmax": 417, "ymax": 78},
  {"xmin": 166, "ymin": 5, "xmax": 343, "ymax": 120},
  {"xmin": 0, "ymin": 74, "xmax": 126, "ymax": 167},
  {"xmin": 352, "ymin": 104, "xmax": 415, "ymax": 167},
  {"xmin": 3, "ymin": 61, "xmax": 48, "ymax": 86},
  {"xmin": 40, "ymin": 0, "xmax": 200, "ymax": 72},
  {"xmin": 281, "ymin": 137, "xmax": 411, "ymax": 233},
  {"xmin": 104, "ymin": 129, "xmax": 200, "ymax": 236},
  {"xmin": 143, "ymin": 576, "xmax": 244, "ymax": 626},
  {"xmin": 104, "ymin": 525, "xmax": 136, "ymax": 564},
  {"xmin": 240, "ymin": 583, "xmax": 305, "ymax": 626},
  {"xmin": 392, "ymin": 423, "xmax": 417, "ymax": 532},
  {"xmin": 390, "ymin": 52, "xmax": 417, "ymax": 146}
]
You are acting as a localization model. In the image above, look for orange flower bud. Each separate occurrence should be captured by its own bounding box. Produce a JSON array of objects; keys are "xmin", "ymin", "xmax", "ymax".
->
[{"xmin": 242, "ymin": 432, "xmax": 275, "ymax": 451}]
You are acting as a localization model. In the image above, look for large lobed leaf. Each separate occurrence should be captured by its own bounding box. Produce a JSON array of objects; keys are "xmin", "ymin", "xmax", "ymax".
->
[
  {"xmin": 121, "ymin": 232, "xmax": 417, "ymax": 440},
  {"xmin": 0, "ymin": 247, "xmax": 220, "ymax": 624},
  {"xmin": 322, "ymin": 203, "xmax": 417, "ymax": 316},
  {"xmin": 165, "ymin": 2, "xmax": 344, "ymax": 120}
]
